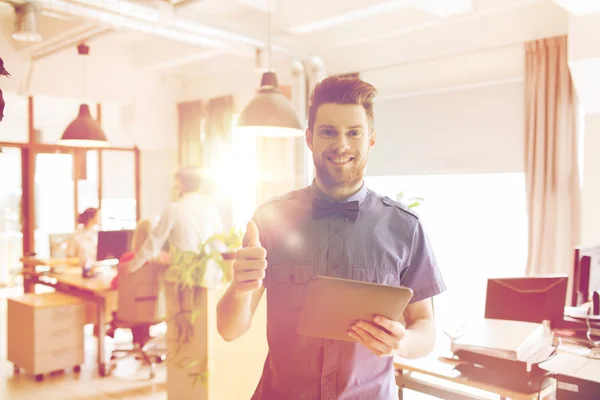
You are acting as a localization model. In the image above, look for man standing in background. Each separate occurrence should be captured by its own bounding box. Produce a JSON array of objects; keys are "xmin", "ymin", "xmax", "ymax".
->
[{"xmin": 127, "ymin": 166, "xmax": 223, "ymax": 273}]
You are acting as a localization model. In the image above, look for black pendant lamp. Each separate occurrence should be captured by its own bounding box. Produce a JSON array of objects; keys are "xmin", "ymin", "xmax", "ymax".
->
[
  {"xmin": 59, "ymin": 43, "xmax": 108, "ymax": 147},
  {"xmin": 236, "ymin": 0, "xmax": 303, "ymax": 137}
]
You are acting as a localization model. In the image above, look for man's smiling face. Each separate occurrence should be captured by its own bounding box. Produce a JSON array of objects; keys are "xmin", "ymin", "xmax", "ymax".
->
[{"xmin": 307, "ymin": 103, "xmax": 376, "ymax": 191}]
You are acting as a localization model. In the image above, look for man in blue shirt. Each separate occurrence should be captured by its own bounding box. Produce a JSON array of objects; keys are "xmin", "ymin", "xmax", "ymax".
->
[{"xmin": 217, "ymin": 76, "xmax": 446, "ymax": 399}]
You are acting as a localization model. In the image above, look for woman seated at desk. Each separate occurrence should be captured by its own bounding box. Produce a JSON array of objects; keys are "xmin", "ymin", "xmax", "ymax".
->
[
  {"xmin": 66, "ymin": 207, "xmax": 111, "ymax": 334},
  {"xmin": 67, "ymin": 207, "xmax": 100, "ymax": 267}
]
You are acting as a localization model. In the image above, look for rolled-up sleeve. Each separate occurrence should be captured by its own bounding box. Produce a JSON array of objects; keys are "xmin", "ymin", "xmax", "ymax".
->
[{"xmin": 401, "ymin": 220, "xmax": 446, "ymax": 303}]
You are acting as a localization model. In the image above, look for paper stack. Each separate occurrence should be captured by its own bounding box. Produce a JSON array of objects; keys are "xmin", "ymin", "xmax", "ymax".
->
[{"xmin": 450, "ymin": 319, "xmax": 549, "ymax": 363}]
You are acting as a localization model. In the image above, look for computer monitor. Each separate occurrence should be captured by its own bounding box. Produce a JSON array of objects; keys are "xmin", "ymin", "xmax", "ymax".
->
[
  {"xmin": 97, "ymin": 230, "xmax": 133, "ymax": 261},
  {"xmin": 484, "ymin": 276, "xmax": 568, "ymax": 324},
  {"xmin": 572, "ymin": 245, "xmax": 600, "ymax": 306}
]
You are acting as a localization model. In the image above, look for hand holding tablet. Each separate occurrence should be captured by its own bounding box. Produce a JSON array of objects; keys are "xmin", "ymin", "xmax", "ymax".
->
[
  {"xmin": 297, "ymin": 276, "xmax": 413, "ymax": 356},
  {"xmin": 348, "ymin": 315, "xmax": 407, "ymax": 357}
]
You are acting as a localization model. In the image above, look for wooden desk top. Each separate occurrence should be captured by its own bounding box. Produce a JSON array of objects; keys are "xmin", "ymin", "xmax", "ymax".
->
[
  {"xmin": 49, "ymin": 268, "xmax": 116, "ymax": 294},
  {"xmin": 20, "ymin": 256, "xmax": 81, "ymax": 267},
  {"xmin": 23, "ymin": 264, "xmax": 116, "ymax": 295},
  {"xmin": 8, "ymin": 291, "xmax": 86, "ymax": 308}
]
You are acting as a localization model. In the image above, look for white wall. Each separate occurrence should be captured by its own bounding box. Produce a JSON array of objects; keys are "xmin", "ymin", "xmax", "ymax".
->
[
  {"xmin": 581, "ymin": 114, "xmax": 600, "ymax": 246},
  {"xmin": 368, "ymin": 80, "xmax": 525, "ymax": 176},
  {"xmin": 566, "ymin": 13, "xmax": 600, "ymax": 246},
  {"xmin": 132, "ymin": 76, "xmax": 180, "ymax": 220},
  {"xmin": 361, "ymin": 43, "xmax": 526, "ymax": 98}
]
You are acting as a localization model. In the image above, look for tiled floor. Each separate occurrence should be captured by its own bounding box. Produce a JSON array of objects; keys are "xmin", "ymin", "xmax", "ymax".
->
[{"xmin": 0, "ymin": 286, "xmax": 167, "ymax": 400}]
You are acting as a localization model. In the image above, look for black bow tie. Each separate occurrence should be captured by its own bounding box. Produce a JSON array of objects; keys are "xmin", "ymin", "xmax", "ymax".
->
[{"xmin": 312, "ymin": 198, "xmax": 360, "ymax": 222}]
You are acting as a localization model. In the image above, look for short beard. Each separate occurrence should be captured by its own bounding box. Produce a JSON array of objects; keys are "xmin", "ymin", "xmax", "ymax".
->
[{"xmin": 314, "ymin": 153, "xmax": 367, "ymax": 191}]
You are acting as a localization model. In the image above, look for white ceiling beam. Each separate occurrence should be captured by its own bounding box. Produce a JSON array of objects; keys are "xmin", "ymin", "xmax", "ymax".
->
[
  {"xmin": 32, "ymin": 0, "xmax": 294, "ymax": 55},
  {"xmin": 553, "ymin": 0, "xmax": 600, "ymax": 16},
  {"xmin": 17, "ymin": 22, "xmax": 108, "ymax": 59},
  {"xmin": 232, "ymin": 0, "xmax": 270, "ymax": 13},
  {"xmin": 288, "ymin": 0, "xmax": 411, "ymax": 34},
  {"xmin": 314, "ymin": 0, "xmax": 546, "ymax": 50},
  {"xmin": 130, "ymin": 35, "xmax": 253, "ymax": 72},
  {"xmin": 288, "ymin": 0, "xmax": 473, "ymax": 35},
  {"xmin": 412, "ymin": 0, "xmax": 473, "ymax": 17},
  {"xmin": 323, "ymin": 0, "xmax": 566, "ymax": 75},
  {"xmin": 136, "ymin": 49, "xmax": 226, "ymax": 72}
]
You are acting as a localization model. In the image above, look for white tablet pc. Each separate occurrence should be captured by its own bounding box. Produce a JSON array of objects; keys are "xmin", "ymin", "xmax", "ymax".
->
[{"xmin": 297, "ymin": 275, "xmax": 413, "ymax": 342}]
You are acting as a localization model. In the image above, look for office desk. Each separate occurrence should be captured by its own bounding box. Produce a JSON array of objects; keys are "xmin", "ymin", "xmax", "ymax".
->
[
  {"xmin": 20, "ymin": 257, "xmax": 116, "ymax": 377},
  {"xmin": 395, "ymin": 355, "xmax": 555, "ymax": 400}
]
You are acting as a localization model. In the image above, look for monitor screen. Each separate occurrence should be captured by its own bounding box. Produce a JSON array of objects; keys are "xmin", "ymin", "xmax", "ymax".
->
[
  {"xmin": 97, "ymin": 230, "xmax": 133, "ymax": 261},
  {"xmin": 573, "ymin": 245, "xmax": 600, "ymax": 306},
  {"xmin": 485, "ymin": 276, "xmax": 568, "ymax": 324}
]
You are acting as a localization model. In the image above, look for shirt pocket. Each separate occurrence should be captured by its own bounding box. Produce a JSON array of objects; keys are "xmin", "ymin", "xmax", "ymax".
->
[
  {"xmin": 352, "ymin": 266, "xmax": 399, "ymax": 287},
  {"xmin": 269, "ymin": 264, "xmax": 315, "ymax": 312}
]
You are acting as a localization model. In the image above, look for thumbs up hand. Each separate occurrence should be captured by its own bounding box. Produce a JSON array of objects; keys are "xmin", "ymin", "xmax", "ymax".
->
[{"xmin": 231, "ymin": 220, "xmax": 267, "ymax": 295}]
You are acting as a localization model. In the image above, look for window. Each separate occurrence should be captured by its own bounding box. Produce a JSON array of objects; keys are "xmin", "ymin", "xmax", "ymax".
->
[
  {"xmin": 365, "ymin": 173, "xmax": 528, "ymax": 329},
  {"xmin": 101, "ymin": 150, "xmax": 136, "ymax": 230},
  {"xmin": 0, "ymin": 92, "xmax": 28, "ymax": 143},
  {"xmin": 34, "ymin": 153, "xmax": 75, "ymax": 258},
  {"xmin": 0, "ymin": 148, "xmax": 23, "ymax": 285}
]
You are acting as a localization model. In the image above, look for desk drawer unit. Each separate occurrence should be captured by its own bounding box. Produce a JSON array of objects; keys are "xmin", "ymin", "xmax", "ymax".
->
[{"xmin": 7, "ymin": 292, "xmax": 86, "ymax": 381}]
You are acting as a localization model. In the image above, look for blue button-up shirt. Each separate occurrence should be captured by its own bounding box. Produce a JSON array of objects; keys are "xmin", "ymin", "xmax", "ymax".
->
[{"xmin": 251, "ymin": 181, "xmax": 446, "ymax": 400}]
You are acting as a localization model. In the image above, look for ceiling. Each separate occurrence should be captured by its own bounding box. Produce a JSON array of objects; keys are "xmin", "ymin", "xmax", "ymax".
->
[{"xmin": 0, "ymin": 0, "xmax": 593, "ymax": 85}]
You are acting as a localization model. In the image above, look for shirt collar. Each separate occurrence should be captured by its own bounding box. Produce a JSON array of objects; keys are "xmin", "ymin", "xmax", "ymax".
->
[{"xmin": 310, "ymin": 179, "xmax": 368, "ymax": 205}]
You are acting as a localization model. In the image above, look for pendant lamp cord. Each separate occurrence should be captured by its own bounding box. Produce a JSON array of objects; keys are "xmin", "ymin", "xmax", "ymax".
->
[
  {"xmin": 267, "ymin": 0, "xmax": 272, "ymax": 71},
  {"xmin": 82, "ymin": 53, "xmax": 86, "ymax": 102}
]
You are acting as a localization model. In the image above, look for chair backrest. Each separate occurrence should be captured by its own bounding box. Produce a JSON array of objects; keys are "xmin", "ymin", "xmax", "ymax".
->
[
  {"xmin": 49, "ymin": 233, "xmax": 72, "ymax": 258},
  {"xmin": 116, "ymin": 262, "xmax": 166, "ymax": 324}
]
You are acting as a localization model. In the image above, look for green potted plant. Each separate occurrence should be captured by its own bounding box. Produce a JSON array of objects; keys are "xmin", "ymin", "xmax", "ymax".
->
[
  {"xmin": 163, "ymin": 227, "xmax": 244, "ymax": 392},
  {"xmin": 396, "ymin": 191, "xmax": 425, "ymax": 209},
  {"xmin": 204, "ymin": 227, "xmax": 244, "ymax": 282}
]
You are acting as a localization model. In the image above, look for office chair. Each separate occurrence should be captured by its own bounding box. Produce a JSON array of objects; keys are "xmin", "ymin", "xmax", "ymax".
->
[
  {"xmin": 49, "ymin": 233, "xmax": 72, "ymax": 258},
  {"xmin": 108, "ymin": 261, "xmax": 167, "ymax": 379}
]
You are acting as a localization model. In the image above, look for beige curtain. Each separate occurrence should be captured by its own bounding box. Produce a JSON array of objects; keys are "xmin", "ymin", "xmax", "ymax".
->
[
  {"xmin": 206, "ymin": 96, "xmax": 235, "ymax": 141},
  {"xmin": 177, "ymin": 100, "xmax": 204, "ymax": 167},
  {"xmin": 205, "ymin": 95, "xmax": 235, "ymax": 228},
  {"xmin": 524, "ymin": 35, "xmax": 581, "ymax": 277},
  {"xmin": 203, "ymin": 95, "xmax": 235, "ymax": 172}
]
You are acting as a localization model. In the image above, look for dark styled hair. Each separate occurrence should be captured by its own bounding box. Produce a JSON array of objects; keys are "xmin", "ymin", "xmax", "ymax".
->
[
  {"xmin": 307, "ymin": 76, "xmax": 377, "ymax": 132},
  {"xmin": 77, "ymin": 208, "xmax": 99, "ymax": 226},
  {"xmin": 176, "ymin": 166, "xmax": 203, "ymax": 194}
]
